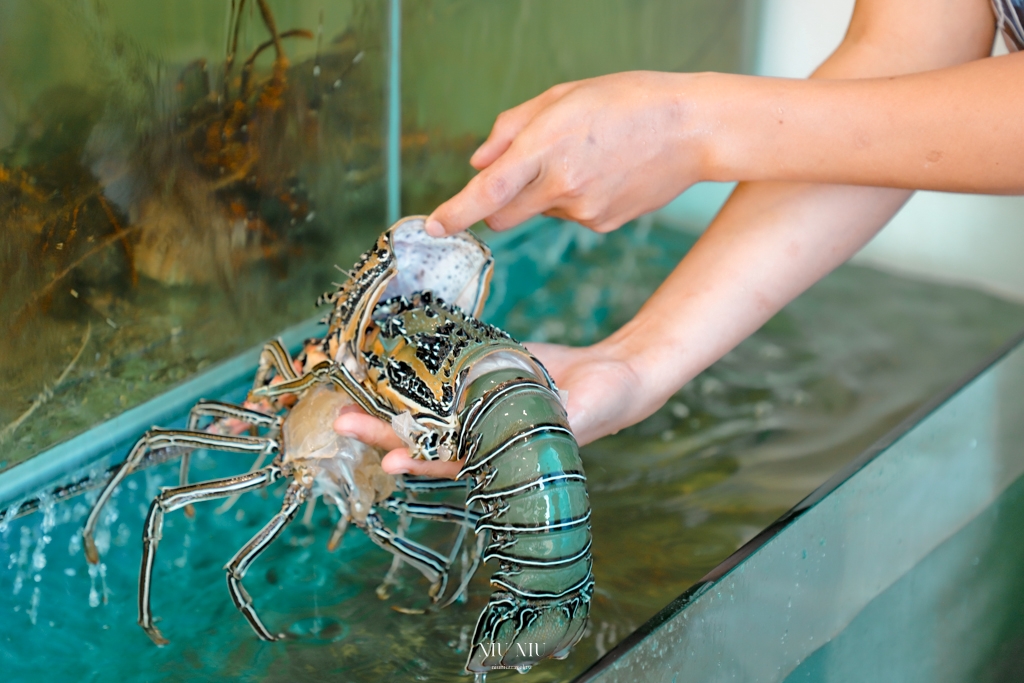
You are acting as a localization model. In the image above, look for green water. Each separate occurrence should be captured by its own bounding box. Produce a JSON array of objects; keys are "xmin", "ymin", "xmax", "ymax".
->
[{"xmin": 2, "ymin": 219, "xmax": 1024, "ymax": 682}]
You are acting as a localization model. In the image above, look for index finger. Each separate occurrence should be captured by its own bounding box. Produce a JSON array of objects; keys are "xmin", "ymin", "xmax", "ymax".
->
[{"xmin": 424, "ymin": 150, "xmax": 541, "ymax": 237}]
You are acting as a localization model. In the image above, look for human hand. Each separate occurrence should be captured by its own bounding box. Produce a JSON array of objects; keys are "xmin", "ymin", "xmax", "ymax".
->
[
  {"xmin": 524, "ymin": 341, "xmax": 652, "ymax": 446},
  {"xmin": 334, "ymin": 405, "xmax": 463, "ymax": 480},
  {"xmin": 333, "ymin": 340, "xmax": 655, "ymax": 480},
  {"xmin": 423, "ymin": 71, "xmax": 713, "ymax": 237}
]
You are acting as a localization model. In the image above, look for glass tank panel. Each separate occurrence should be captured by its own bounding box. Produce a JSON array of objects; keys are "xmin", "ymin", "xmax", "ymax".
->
[
  {"xmin": 782, "ymin": 471, "xmax": 1024, "ymax": 683},
  {"xmin": 0, "ymin": 0, "xmax": 389, "ymax": 470},
  {"xmin": 575, "ymin": 326, "xmax": 1024, "ymax": 683},
  {"xmin": 398, "ymin": 0, "xmax": 757, "ymax": 213}
]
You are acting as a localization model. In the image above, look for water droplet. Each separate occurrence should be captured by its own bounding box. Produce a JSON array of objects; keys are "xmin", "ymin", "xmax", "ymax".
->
[{"xmin": 28, "ymin": 586, "xmax": 40, "ymax": 625}]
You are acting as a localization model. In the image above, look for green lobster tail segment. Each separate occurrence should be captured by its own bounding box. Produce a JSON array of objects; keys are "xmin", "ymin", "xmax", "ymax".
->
[{"xmin": 458, "ymin": 371, "xmax": 593, "ymax": 674}]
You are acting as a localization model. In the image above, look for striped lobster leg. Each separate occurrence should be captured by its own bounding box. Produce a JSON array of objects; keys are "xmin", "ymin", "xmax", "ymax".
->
[
  {"xmin": 457, "ymin": 373, "xmax": 594, "ymax": 674},
  {"xmin": 377, "ymin": 497, "xmax": 483, "ymax": 606},
  {"xmin": 363, "ymin": 497, "xmax": 483, "ymax": 608},
  {"xmin": 224, "ymin": 479, "xmax": 310, "ymax": 641},
  {"xmin": 367, "ymin": 478, "xmax": 477, "ymax": 601},
  {"xmin": 363, "ymin": 510, "xmax": 454, "ymax": 601},
  {"xmin": 249, "ymin": 361, "xmax": 398, "ymax": 422},
  {"xmin": 83, "ymin": 429, "xmax": 280, "ymax": 564},
  {"xmin": 178, "ymin": 401, "xmax": 281, "ymax": 517},
  {"xmin": 252, "ymin": 338, "xmax": 300, "ymax": 391},
  {"xmin": 138, "ymin": 464, "xmax": 284, "ymax": 645}
]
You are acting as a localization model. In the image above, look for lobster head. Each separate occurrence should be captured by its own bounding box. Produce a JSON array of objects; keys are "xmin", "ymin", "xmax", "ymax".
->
[{"xmin": 322, "ymin": 216, "xmax": 495, "ymax": 377}]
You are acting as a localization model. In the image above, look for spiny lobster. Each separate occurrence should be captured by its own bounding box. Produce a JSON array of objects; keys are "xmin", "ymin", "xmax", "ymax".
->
[{"xmin": 77, "ymin": 215, "xmax": 594, "ymax": 674}]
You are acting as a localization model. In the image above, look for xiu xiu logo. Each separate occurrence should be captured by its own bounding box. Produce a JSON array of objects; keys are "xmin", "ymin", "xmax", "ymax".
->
[{"xmin": 475, "ymin": 641, "xmax": 546, "ymax": 669}]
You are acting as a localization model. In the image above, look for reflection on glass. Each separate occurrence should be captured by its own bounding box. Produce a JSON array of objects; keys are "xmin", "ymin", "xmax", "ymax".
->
[{"xmin": 0, "ymin": 0, "xmax": 388, "ymax": 470}]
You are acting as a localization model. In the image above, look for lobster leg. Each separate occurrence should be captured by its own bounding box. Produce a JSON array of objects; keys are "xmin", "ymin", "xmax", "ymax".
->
[
  {"xmin": 252, "ymin": 339, "xmax": 299, "ymax": 390},
  {"xmin": 252, "ymin": 360, "xmax": 397, "ymax": 422},
  {"xmin": 185, "ymin": 402, "xmax": 281, "ymax": 517},
  {"xmin": 375, "ymin": 493, "xmax": 466, "ymax": 599},
  {"xmin": 250, "ymin": 360, "xmax": 333, "ymax": 400},
  {"xmin": 328, "ymin": 363, "xmax": 398, "ymax": 422},
  {"xmin": 179, "ymin": 401, "xmax": 281, "ymax": 514},
  {"xmin": 139, "ymin": 464, "xmax": 283, "ymax": 645},
  {"xmin": 83, "ymin": 429, "xmax": 279, "ymax": 564},
  {"xmin": 390, "ymin": 500, "xmax": 485, "ymax": 608},
  {"xmin": 371, "ymin": 499, "xmax": 485, "ymax": 606},
  {"xmin": 364, "ymin": 510, "xmax": 452, "ymax": 602},
  {"xmin": 374, "ymin": 504, "xmax": 411, "ymax": 600},
  {"xmin": 225, "ymin": 479, "xmax": 310, "ymax": 641},
  {"xmin": 382, "ymin": 498, "xmax": 481, "ymax": 526}
]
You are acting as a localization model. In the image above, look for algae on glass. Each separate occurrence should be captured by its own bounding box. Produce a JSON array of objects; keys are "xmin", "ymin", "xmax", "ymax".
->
[{"xmin": 0, "ymin": 0, "xmax": 388, "ymax": 470}]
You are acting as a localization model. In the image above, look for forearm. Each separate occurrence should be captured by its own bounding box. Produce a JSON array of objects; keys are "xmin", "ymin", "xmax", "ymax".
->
[
  {"xmin": 600, "ymin": 182, "xmax": 910, "ymax": 414},
  {"xmin": 700, "ymin": 50, "xmax": 1024, "ymax": 193},
  {"xmin": 589, "ymin": 6, "xmax": 993, "ymax": 425}
]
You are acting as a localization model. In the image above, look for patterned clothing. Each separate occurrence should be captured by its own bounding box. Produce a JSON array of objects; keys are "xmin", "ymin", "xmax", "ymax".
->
[{"xmin": 993, "ymin": 0, "xmax": 1024, "ymax": 51}]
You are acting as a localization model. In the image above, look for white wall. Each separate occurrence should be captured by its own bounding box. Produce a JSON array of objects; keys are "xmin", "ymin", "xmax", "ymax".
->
[{"xmin": 658, "ymin": 0, "xmax": 1024, "ymax": 301}]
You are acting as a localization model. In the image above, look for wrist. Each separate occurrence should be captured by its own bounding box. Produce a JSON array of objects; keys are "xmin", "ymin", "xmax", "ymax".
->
[
  {"xmin": 665, "ymin": 71, "xmax": 737, "ymax": 184},
  {"xmin": 685, "ymin": 71, "xmax": 760, "ymax": 184},
  {"xmin": 596, "ymin": 318, "xmax": 690, "ymax": 418}
]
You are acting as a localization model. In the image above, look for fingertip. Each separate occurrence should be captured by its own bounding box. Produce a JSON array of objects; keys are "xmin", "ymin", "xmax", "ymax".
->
[
  {"xmin": 381, "ymin": 449, "xmax": 412, "ymax": 475},
  {"xmin": 333, "ymin": 412, "xmax": 358, "ymax": 437},
  {"xmin": 469, "ymin": 145, "xmax": 484, "ymax": 167},
  {"xmin": 424, "ymin": 217, "xmax": 446, "ymax": 237},
  {"xmin": 470, "ymin": 143, "xmax": 499, "ymax": 171}
]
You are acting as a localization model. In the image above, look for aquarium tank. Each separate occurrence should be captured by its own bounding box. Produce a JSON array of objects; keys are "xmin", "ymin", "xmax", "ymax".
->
[
  {"xmin": 2, "ymin": 1, "xmax": 1024, "ymax": 682},
  {"xmin": 0, "ymin": 0, "xmax": 395, "ymax": 468}
]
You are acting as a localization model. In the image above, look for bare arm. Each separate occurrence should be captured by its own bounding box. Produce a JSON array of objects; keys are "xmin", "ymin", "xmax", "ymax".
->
[
  {"xmin": 423, "ymin": 0, "xmax": 998, "ymax": 236},
  {"xmin": 574, "ymin": 0, "xmax": 999, "ymax": 440},
  {"xmin": 340, "ymin": 0, "xmax": 999, "ymax": 473}
]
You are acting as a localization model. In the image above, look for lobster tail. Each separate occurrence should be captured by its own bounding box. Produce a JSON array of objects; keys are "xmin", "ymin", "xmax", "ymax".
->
[
  {"xmin": 457, "ymin": 370, "xmax": 594, "ymax": 674},
  {"xmin": 467, "ymin": 584, "xmax": 593, "ymax": 672}
]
